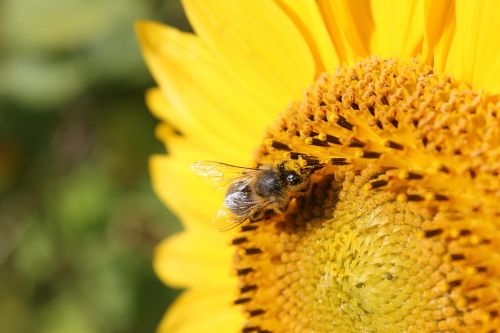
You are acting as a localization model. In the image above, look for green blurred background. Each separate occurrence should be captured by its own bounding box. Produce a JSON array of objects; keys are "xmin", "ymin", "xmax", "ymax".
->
[{"xmin": 0, "ymin": 1, "xmax": 188, "ymax": 332}]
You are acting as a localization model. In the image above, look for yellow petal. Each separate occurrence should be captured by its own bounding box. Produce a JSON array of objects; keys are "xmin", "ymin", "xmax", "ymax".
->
[
  {"xmin": 182, "ymin": 0, "xmax": 315, "ymax": 101},
  {"xmin": 369, "ymin": 0, "xmax": 424, "ymax": 58},
  {"xmin": 319, "ymin": 0, "xmax": 424, "ymax": 62},
  {"xmin": 318, "ymin": 0, "xmax": 372, "ymax": 64},
  {"xmin": 422, "ymin": 0, "xmax": 455, "ymax": 68},
  {"xmin": 146, "ymin": 86, "xmax": 192, "ymax": 138},
  {"xmin": 157, "ymin": 288, "xmax": 243, "ymax": 333},
  {"xmin": 146, "ymin": 88, "xmax": 249, "ymax": 162},
  {"xmin": 168, "ymin": 134, "xmax": 250, "ymax": 170},
  {"xmin": 136, "ymin": 21, "xmax": 277, "ymax": 154},
  {"xmin": 154, "ymin": 230, "xmax": 234, "ymax": 289},
  {"xmin": 445, "ymin": 0, "xmax": 500, "ymax": 94},
  {"xmin": 274, "ymin": 0, "xmax": 340, "ymax": 73},
  {"xmin": 150, "ymin": 154, "xmax": 224, "ymax": 230}
]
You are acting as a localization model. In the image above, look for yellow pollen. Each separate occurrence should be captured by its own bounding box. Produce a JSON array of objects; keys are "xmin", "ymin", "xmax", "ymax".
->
[{"xmin": 233, "ymin": 57, "xmax": 500, "ymax": 333}]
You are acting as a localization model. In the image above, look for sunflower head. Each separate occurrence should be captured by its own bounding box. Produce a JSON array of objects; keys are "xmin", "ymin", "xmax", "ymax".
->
[
  {"xmin": 234, "ymin": 57, "xmax": 500, "ymax": 332},
  {"xmin": 137, "ymin": 1, "xmax": 500, "ymax": 332}
]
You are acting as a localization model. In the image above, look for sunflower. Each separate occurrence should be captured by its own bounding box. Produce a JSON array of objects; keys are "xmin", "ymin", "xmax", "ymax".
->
[{"xmin": 137, "ymin": 1, "xmax": 500, "ymax": 332}]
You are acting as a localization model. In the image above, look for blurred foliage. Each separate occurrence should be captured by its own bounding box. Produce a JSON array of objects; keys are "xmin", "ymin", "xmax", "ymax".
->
[{"xmin": 0, "ymin": 0, "xmax": 190, "ymax": 332}]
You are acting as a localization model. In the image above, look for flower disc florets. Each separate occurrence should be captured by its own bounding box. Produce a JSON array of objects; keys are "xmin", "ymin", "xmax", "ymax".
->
[{"xmin": 232, "ymin": 57, "xmax": 500, "ymax": 333}]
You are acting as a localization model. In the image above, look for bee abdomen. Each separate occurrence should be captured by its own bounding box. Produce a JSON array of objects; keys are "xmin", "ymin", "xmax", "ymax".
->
[{"xmin": 225, "ymin": 181, "xmax": 255, "ymax": 217}]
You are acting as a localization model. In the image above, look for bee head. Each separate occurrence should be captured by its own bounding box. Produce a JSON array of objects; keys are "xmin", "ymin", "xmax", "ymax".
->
[
  {"xmin": 284, "ymin": 170, "xmax": 302, "ymax": 185},
  {"xmin": 278, "ymin": 162, "xmax": 304, "ymax": 186}
]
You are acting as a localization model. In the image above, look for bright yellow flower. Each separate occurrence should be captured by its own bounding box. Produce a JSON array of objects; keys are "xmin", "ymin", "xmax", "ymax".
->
[{"xmin": 137, "ymin": 1, "xmax": 500, "ymax": 332}]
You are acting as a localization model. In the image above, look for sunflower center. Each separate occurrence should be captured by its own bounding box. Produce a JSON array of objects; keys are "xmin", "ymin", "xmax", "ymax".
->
[{"xmin": 233, "ymin": 57, "xmax": 500, "ymax": 333}]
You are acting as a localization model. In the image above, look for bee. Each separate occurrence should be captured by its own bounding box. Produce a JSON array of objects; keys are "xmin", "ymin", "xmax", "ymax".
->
[{"xmin": 192, "ymin": 161, "xmax": 310, "ymax": 231}]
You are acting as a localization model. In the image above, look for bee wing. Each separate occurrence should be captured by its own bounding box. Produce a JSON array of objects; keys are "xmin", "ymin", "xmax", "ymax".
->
[
  {"xmin": 212, "ymin": 206, "xmax": 251, "ymax": 232},
  {"xmin": 191, "ymin": 161, "xmax": 260, "ymax": 190},
  {"xmin": 213, "ymin": 200, "xmax": 274, "ymax": 231},
  {"xmin": 192, "ymin": 161, "xmax": 272, "ymax": 231}
]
